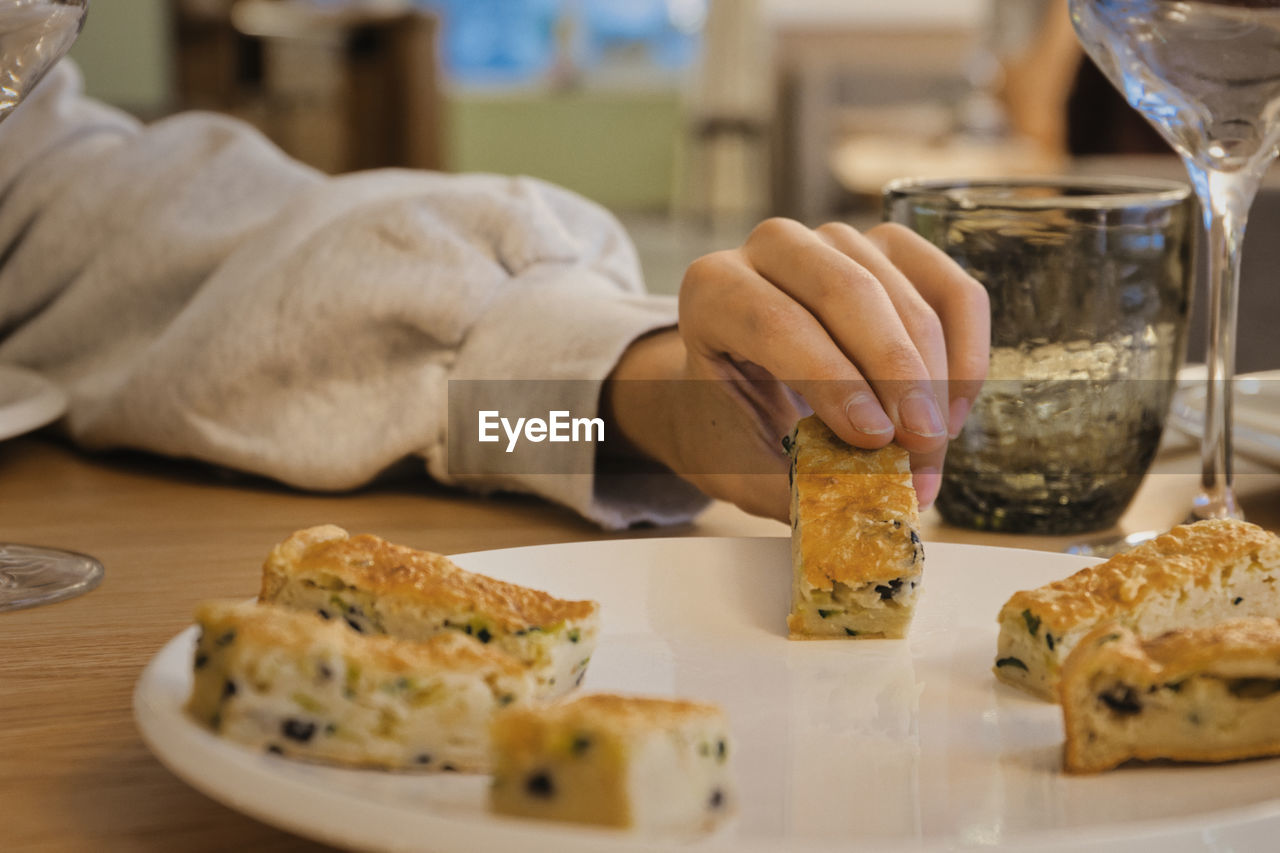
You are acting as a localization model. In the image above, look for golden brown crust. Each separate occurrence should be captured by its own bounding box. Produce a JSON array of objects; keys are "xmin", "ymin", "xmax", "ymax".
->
[
  {"xmin": 495, "ymin": 693, "xmax": 725, "ymax": 741},
  {"xmin": 1061, "ymin": 618, "xmax": 1280, "ymax": 772},
  {"xmin": 1001, "ymin": 519, "xmax": 1280, "ymax": 633},
  {"xmin": 195, "ymin": 599, "xmax": 527, "ymax": 678},
  {"xmin": 1065, "ymin": 618, "xmax": 1280, "ymax": 690},
  {"xmin": 259, "ymin": 526, "xmax": 597, "ymax": 631},
  {"xmin": 792, "ymin": 417, "xmax": 918, "ymax": 589}
]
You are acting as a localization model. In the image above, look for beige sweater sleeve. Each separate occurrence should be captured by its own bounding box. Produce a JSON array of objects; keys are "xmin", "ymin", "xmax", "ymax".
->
[{"xmin": 0, "ymin": 62, "xmax": 708, "ymax": 529}]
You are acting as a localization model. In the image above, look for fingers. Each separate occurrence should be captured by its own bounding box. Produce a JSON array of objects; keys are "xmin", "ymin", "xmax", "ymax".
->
[
  {"xmin": 865, "ymin": 222, "xmax": 991, "ymax": 438},
  {"xmin": 678, "ymin": 216, "xmax": 992, "ymax": 510},
  {"xmin": 679, "ymin": 249, "xmax": 896, "ymax": 450},
  {"xmin": 736, "ymin": 218, "xmax": 948, "ymax": 455}
]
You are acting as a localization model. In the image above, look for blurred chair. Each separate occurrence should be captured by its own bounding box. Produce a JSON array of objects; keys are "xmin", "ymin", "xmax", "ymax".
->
[
  {"xmin": 172, "ymin": 0, "xmax": 443, "ymax": 174},
  {"xmin": 677, "ymin": 0, "xmax": 772, "ymax": 226},
  {"xmin": 172, "ymin": 0, "xmax": 263, "ymax": 111},
  {"xmin": 769, "ymin": 4, "xmax": 987, "ymax": 223}
]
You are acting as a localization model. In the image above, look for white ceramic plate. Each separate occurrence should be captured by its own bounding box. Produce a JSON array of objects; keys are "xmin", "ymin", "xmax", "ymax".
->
[
  {"xmin": 0, "ymin": 364, "xmax": 66, "ymax": 442},
  {"xmin": 134, "ymin": 538, "xmax": 1280, "ymax": 852},
  {"xmin": 1169, "ymin": 369, "xmax": 1280, "ymax": 470}
]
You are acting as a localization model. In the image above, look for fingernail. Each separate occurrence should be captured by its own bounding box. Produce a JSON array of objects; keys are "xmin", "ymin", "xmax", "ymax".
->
[
  {"xmin": 844, "ymin": 392, "xmax": 894, "ymax": 436},
  {"xmin": 914, "ymin": 466, "xmax": 941, "ymax": 508},
  {"xmin": 948, "ymin": 397, "xmax": 972, "ymax": 439},
  {"xmin": 899, "ymin": 391, "xmax": 946, "ymax": 439}
]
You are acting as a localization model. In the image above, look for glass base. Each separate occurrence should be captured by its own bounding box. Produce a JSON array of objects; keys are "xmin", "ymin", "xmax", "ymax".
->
[
  {"xmin": 934, "ymin": 473, "xmax": 1140, "ymax": 536},
  {"xmin": 0, "ymin": 543, "xmax": 104, "ymax": 613}
]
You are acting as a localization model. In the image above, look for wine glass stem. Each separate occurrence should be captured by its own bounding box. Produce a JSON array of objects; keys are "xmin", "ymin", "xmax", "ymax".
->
[{"xmin": 1186, "ymin": 165, "xmax": 1255, "ymax": 521}]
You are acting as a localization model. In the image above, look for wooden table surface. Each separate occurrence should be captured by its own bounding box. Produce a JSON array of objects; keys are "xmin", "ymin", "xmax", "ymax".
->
[{"xmin": 3, "ymin": 432, "xmax": 1278, "ymax": 852}]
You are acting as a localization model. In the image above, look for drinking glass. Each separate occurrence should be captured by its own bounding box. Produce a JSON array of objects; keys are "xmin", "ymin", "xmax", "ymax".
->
[
  {"xmin": 885, "ymin": 176, "xmax": 1195, "ymax": 535},
  {"xmin": 1070, "ymin": 0, "xmax": 1280, "ymax": 528},
  {"xmin": 0, "ymin": 0, "xmax": 102, "ymax": 613}
]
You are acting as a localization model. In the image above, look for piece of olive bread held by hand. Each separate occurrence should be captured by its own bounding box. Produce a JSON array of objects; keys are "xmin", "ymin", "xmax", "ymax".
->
[
  {"xmin": 187, "ymin": 600, "xmax": 534, "ymax": 771},
  {"xmin": 786, "ymin": 415, "xmax": 924, "ymax": 639},
  {"xmin": 489, "ymin": 693, "xmax": 734, "ymax": 834},
  {"xmin": 1061, "ymin": 618, "xmax": 1280, "ymax": 773},
  {"xmin": 259, "ymin": 525, "xmax": 599, "ymax": 699},
  {"xmin": 994, "ymin": 518, "xmax": 1280, "ymax": 700}
]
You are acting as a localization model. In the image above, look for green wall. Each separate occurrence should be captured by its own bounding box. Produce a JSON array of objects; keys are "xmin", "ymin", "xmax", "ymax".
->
[
  {"xmin": 69, "ymin": 0, "xmax": 172, "ymax": 114},
  {"xmin": 446, "ymin": 89, "xmax": 682, "ymax": 211}
]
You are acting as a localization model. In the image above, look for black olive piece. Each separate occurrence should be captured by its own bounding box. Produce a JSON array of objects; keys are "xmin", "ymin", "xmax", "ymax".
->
[
  {"xmin": 716, "ymin": 739, "xmax": 727, "ymax": 761},
  {"xmin": 317, "ymin": 609, "xmax": 331, "ymax": 620},
  {"xmin": 222, "ymin": 679, "xmax": 237, "ymax": 700},
  {"xmin": 909, "ymin": 530, "xmax": 921, "ymax": 546},
  {"xmin": 1045, "ymin": 633, "xmax": 1055, "ymax": 651},
  {"xmin": 344, "ymin": 617, "xmax": 364, "ymax": 633},
  {"xmin": 780, "ymin": 434, "xmax": 792, "ymax": 454},
  {"xmin": 1234, "ymin": 597, "xmax": 1244, "ymax": 605},
  {"xmin": 415, "ymin": 754, "xmax": 433, "ymax": 765},
  {"xmin": 995, "ymin": 657, "xmax": 1028, "ymax": 671},
  {"xmin": 571, "ymin": 735, "xmax": 592, "ymax": 756},
  {"xmin": 525, "ymin": 771, "xmax": 555, "ymax": 798},
  {"xmin": 476, "ymin": 627, "xmax": 492, "ymax": 644},
  {"xmin": 267, "ymin": 745, "xmax": 284, "ymax": 755},
  {"xmin": 875, "ymin": 580, "xmax": 902, "ymax": 601},
  {"xmin": 442, "ymin": 763, "xmax": 458, "ymax": 772},
  {"xmin": 282, "ymin": 719, "xmax": 317, "ymax": 742},
  {"xmin": 844, "ymin": 628, "xmax": 859, "ymax": 636},
  {"xmin": 194, "ymin": 652, "xmax": 209, "ymax": 670},
  {"xmin": 708, "ymin": 788, "xmax": 725, "ymax": 810},
  {"xmin": 1098, "ymin": 685, "xmax": 1143, "ymax": 716},
  {"xmin": 892, "ymin": 519, "xmax": 902, "ymax": 529},
  {"xmin": 568, "ymin": 628, "xmax": 580, "ymax": 644}
]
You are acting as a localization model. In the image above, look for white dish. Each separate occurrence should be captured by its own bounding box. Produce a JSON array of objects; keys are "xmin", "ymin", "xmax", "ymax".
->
[
  {"xmin": 1169, "ymin": 368, "xmax": 1280, "ymax": 470},
  {"xmin": 0, "ymin": 364, "xmax": 66, "ymax": 442},
  {"xmin": 134, "ymin": 537, "xmax": 1280, "ymax": 852}
]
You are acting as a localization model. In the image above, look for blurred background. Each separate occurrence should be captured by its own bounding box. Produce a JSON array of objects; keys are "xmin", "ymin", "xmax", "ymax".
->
[{"xmin": 71, "ymin": 0, "xmax": 1280, "ymax": 374}]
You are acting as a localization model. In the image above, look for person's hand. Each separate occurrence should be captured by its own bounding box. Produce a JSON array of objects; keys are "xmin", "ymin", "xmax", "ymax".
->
[{"xmin": 604, "ymin": 218, "xmax": 990, "ymax": 521}]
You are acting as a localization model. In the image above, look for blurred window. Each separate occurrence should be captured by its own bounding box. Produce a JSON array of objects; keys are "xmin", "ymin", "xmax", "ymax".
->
[{"xmin": 413, "ymin": 0, "xmax": 703, "ymax": 86}]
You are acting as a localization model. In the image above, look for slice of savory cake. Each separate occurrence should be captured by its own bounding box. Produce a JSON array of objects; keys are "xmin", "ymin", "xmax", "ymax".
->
[
  {"xmin": 1061, "ymin": 618, "xmax": 1280, "ymax": 773},
  {"xmin": 994, "ymin": 518, "xmax": 1280, "ymax": 701},
  {"xmin": 786, "ymin": 415, "xmax": 924, "ymax": 639},
  {"xmin": 259, "ymin": 525, "xmax": 598, "ymax": 699},
  {"xmin": 186, "ymin": 600, "xmax": 534, "ymax": 771},
  {"xmin": 488, "ymin": 693, "xmax": 734, "ymax": 833}
]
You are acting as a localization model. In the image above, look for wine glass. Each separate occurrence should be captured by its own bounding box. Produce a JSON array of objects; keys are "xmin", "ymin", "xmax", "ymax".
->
[
  {"xmin": 0, "ymin": 0, "xmax": 102, "ymax": 613},
  {"xmin": 1067, "ymin": 0, "xmax": 1280, "ymax": 547}
]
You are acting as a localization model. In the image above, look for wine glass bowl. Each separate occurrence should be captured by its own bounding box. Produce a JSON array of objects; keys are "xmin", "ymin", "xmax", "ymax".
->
[
  {"xmin": 0, "ymin": 0, "xmax": 88, "ymax": 122},
  {"xmin": 1069, "ymin": 0, "xmax": 1280, "ymax": 525}
]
